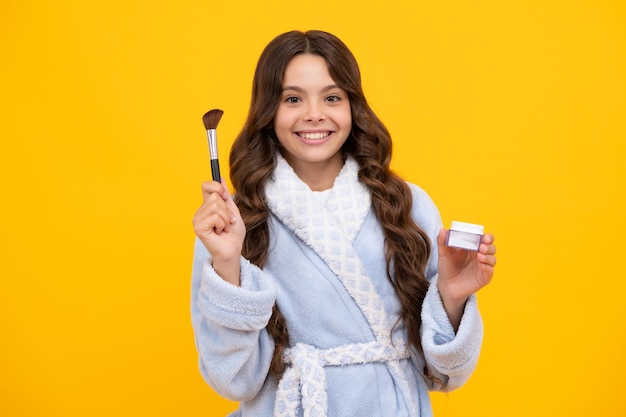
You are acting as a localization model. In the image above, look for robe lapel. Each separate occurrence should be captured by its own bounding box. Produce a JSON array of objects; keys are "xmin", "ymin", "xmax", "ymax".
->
[
  {"xmin": 265, "ymin": 155, "xmax": 392, "ymax": 341},
  {"xmin": 266, "ymin": 154, "xmax": 420, "ymax": 415}
]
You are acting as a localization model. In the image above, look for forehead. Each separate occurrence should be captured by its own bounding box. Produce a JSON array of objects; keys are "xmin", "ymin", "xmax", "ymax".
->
[{"xmin": 283, "ymin": 54, "xmax": 334, "ymax": 85}]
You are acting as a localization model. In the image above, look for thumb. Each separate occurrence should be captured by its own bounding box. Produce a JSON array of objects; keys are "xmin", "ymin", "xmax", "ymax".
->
[{"xmin": 437, "ymin": 228, "xmax": 452, "ymax": 256}]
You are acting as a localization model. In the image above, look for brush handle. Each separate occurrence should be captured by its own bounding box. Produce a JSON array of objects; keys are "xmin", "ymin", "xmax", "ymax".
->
[
  {"xmin": 207, "ymin": 128, "xmax": 220, "ymax": 182},
  {"xmin": 211, "ymin": 159, "xmax": 221, "ymax": 183}
]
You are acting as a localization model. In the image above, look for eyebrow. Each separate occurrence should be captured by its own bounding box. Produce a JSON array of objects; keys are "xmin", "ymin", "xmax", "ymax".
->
[{"xmin": 281, "ymin": 84, "xmax": 341, "ymax": 92}]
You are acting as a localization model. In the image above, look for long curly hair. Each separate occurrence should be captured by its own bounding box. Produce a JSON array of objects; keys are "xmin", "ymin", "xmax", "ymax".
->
[{"xmin": 229, "ymin": 30, "xmax": 433, "ymax": 378}]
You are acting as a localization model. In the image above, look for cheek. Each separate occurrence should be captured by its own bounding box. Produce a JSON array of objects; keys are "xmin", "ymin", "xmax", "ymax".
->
[
  {"xmin": 274, "ymin": 107, "xmax": 296, "ymax": 130},
  {"xmin": 338, "ymin": 107, "xmax": 353, "ymax": 130},
  {"xmin": 273, "ymin": 111, "xmax": 287, "ymax": 133},
  {"xmin": 273, "ymin": 111, "xmax": 293, "ymax": 144}
]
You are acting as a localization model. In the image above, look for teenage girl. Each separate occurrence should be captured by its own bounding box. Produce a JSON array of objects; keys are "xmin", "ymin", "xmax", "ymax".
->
[{"xmin": 191, "ymin": 30, "xmax": 497, "ymax": 417}]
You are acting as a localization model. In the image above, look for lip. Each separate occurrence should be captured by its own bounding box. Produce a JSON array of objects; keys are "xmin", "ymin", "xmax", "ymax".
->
[{"xmin": 294, "ymin": 130, "xmax": 334, "ymax": 145}]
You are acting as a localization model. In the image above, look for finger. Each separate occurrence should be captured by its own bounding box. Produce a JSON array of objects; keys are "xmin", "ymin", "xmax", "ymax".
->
[
  {"xmin": 479, "ymin": 242, "xmax": 497, "ymax": 255},
  {"xmin": 201, "ymin": 180, "xmax": 225, "ymax": 202},
  {"xmin": 201, "ymin": 191, "xmax": 231, "ymax": 216},
  {"xmin": 219, "ymin": 177, "xmax": 231, "ymax": 200},
  {"xmin": 477, "ymin": 252, "xmax": 497, "ymax": 267},
  {"xmin": 479, "ymin": 233, "xmax": 496, "ymax": 255},
  {"xmin": 193, "ymin": 194, "xmax": 233, "ymax": 233},
  {"xmin": 193, "ymin": 210, "xmax": 230, "ymax": 236},
  {"xmin": 481, "ymin": 233, "xmax": 495, "ymax": 245},
  {"xmin": 220, "ymin": 177, "xmax": 241, "ymax": 224}
]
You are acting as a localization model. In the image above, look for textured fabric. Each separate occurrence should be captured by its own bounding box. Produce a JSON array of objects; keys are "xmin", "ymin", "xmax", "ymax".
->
[
  {"xmin": 190, "ymin": 155, "xmax": 484, "ymax": 417},
  {"xmin": 275, "ymin": 341, "xmax": 410, "ymax": 417},
  {"xmin": 267, "ymin": 156, "xmax": 417, "ymax": 416}
]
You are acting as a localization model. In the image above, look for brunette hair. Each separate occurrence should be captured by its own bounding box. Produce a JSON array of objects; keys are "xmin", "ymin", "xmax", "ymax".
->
[{"xmin": 229, "ymin": 30, "xmax": 433, "ymax": 378}]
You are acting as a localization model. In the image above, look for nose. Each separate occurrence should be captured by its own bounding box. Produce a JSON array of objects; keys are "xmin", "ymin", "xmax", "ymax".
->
[{"xmin": 304, "ymin": 102, "xmax": 325, "ymax": 122}]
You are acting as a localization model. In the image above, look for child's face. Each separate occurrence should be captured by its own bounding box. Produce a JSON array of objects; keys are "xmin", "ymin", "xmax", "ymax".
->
[{"xmin": 274, "ymin": 53, "xmax": 352, "ymax": 186}]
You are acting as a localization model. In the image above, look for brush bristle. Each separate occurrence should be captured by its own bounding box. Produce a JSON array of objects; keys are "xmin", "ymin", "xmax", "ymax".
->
[{"xmin": 202, "ymin": 109, "xmax": 224, "ymax": 130}]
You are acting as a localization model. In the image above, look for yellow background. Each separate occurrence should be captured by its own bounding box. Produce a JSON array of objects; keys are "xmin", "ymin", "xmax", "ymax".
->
[{"xmin": 2, "ymin": 1, "xmax": 625, "ymax": 416}]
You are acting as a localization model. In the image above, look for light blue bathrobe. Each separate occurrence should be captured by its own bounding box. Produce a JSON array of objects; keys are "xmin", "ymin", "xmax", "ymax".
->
[{"xmin": 191, "ymin": 156, "xmax": 483, "ymax": 417}]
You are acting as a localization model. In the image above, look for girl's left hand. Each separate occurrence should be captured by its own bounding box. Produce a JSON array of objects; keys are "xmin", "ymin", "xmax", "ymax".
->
[{"xmin": 436, "ymin": 228, "xmax": 497, "ymax": 330}]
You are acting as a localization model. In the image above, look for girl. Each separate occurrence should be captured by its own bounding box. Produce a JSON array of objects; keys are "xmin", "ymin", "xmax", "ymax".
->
[{"xmin": 191, "ymin": 30, "xmax": 496, "ymax": 417}]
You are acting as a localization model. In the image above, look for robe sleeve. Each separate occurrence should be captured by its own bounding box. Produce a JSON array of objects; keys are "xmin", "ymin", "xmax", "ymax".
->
[
  {"xmin": 420, "ymin": 276, "xmax": 483, "ymax": 391},
  {"xmin": 407, "ymin": 182, "xmax": 484, "ymax": 391},
  {"xmin": 190, "ymin": 238, "xmax": 276, "ymax": 401}
]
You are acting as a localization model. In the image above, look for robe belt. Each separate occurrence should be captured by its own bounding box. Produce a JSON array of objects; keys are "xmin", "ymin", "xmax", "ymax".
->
[{"xmin": 273, "ymin": 340, "xmax": 409, "ymax": 417}]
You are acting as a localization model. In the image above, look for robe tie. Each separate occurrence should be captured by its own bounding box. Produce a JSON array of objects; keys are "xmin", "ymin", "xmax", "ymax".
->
[{"xmin": 273, "ymin": 341, "xmax": 410, "ymax": 417}]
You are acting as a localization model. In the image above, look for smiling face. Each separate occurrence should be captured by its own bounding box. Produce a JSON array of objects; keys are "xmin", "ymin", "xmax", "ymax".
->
[{"xmin": 273, "ymin": 53, "xmax": 352, "ymax": 190}]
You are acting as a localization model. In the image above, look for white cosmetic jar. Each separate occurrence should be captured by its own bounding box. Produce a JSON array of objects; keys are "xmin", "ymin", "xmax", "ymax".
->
[{"xmin": 446, "ymin": 221, "xmax": 484, "ymax": 251}]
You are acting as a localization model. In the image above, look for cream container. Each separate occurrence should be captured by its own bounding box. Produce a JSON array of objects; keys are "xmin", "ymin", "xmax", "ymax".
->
[{"xmin": 446, "ymin": 221, "xmax": 484, "ymax": 250}]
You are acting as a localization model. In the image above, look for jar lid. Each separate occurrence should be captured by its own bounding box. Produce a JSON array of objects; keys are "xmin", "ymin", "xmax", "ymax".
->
[{"xmin": 450, "ymin": 221, "xmax": 484, "ymax": 235}]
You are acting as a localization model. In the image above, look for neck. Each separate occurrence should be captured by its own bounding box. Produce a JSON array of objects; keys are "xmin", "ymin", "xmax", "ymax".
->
[{"xmin": 282, "ymin": 153, "xmax": 345, "ymax": 191}]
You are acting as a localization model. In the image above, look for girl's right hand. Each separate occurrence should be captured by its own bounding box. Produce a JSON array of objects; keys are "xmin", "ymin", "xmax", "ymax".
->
[{"xmin": 192, "ymin": 179, "xmax": 246, "ymax": 286}]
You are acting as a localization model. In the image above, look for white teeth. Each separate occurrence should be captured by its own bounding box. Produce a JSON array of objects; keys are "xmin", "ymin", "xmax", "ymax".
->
[{"xmin": 299, "ymin": 132, "xmax": 330, "ymax": 140}]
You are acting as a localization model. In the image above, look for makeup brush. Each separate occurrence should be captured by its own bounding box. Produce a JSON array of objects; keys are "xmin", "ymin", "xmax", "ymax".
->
[{"xmin": 202, "ymin": 109, "xmax": 224, "ymax": 182}]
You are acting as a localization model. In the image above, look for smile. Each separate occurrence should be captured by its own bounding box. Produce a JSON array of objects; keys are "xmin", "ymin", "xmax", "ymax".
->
[{"xmin": 297, "ymin": 131, "xmax": 332, "ymax": 140}]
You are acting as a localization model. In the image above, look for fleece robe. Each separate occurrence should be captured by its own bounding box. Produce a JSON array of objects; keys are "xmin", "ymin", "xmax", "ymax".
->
[{"xmin": 191, "ymin": 156, "xmax": 483, "ymax": 417}]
